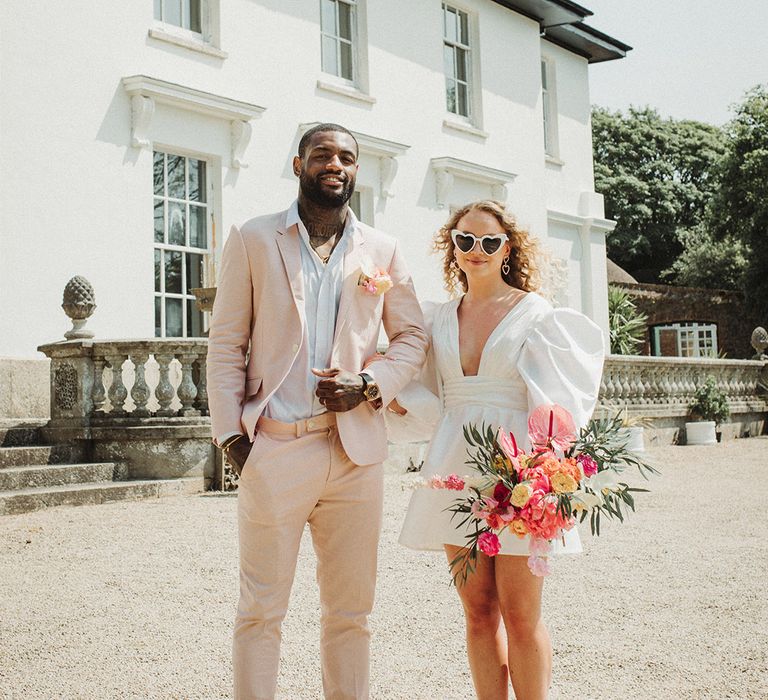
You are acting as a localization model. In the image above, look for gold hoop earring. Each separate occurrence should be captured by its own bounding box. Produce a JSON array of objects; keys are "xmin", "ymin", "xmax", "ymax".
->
[{"xmin": 502, "ymin": 256, "xmax": 510, "ymax": 276}]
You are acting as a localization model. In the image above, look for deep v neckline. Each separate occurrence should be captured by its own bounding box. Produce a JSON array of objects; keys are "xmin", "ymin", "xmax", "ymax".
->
[{"xmin": 452, "ymin": 293, "xmax": 531, "ymax": 377}]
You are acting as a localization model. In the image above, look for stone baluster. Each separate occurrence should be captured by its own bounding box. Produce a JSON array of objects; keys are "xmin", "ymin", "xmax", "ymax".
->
[
  {"xmin": 106, "ymin": 354, "xmax": 128, "ymax": 416},
  {"xmin": 92, "ymin": 355, "xmax": 107, "ymax": 413},
  {"xmin": 176, "ymin": 352, "xmax": 200, "ymax": 417},
  {"xmin": 194, "ymin": 354, "xmax": 208, "ymax": 415},
  {"xmin": 155, "ymin": 353, "xmax": 176, "ymax": 417},
  {"xmin": 130, "ymin": 352, "xmax": 151, "ymax": 417}
]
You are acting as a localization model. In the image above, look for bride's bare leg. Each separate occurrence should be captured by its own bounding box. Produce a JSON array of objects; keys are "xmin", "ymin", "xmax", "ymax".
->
[
  {"xmin": 444, "ymin": 545, "xmax": 508, "ymax": 700},
  {"xmin": 494, "ymin": 555, "xmax": 550, "ymax": 700}
]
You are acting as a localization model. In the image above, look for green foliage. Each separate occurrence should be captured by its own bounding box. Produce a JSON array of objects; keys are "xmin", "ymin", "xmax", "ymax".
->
[
  {"xmin": 662, "ymin": 223, "xmax": 749, "ymax": 289},
  {"xmin": 592, "ymin": 106, "xmax": 726, "ymax": 282},
  {"xmin": 607, "ymin": 285, "xmax": 647, "ymax": 355},
  {"xmin": 689, "ymin": 377, "xmax": 730, "ymax": 425},
  {"xmin": 708, "ymin": 85, "xmax": 768, "ymax": 320}
]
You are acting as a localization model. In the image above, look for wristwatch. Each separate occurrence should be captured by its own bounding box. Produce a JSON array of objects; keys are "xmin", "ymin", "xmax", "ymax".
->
[{"xmin": 359, "ymin": 372, "xmax": 381, "ymax": 405}]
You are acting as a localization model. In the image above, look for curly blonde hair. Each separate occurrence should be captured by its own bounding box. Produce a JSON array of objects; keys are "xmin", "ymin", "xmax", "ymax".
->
[{"xmin": 434, "ymin": 200, "xmax": 541, "ymax": 295}]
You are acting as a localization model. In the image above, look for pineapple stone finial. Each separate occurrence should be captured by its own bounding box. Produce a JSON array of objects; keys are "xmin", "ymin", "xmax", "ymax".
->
[{"xmin": 62, "ymin": 275, "xmax": 96, "ymax": 340}]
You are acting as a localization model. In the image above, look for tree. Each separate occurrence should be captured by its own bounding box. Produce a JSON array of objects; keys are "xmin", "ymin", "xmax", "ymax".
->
[
  {"xmin": 662, "ymin": 223, "xmax": 748, "ymax": 290},
  {"xmin": 592, "ymin": 107, "xmax": 726, "ymax": 282},
  {"xmin": 708, "ymin": 85, "xmax": 768, "ymax": 320}
]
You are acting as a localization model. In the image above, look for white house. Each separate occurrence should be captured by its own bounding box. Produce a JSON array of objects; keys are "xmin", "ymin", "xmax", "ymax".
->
[{"xmin": 1, "ymin": 0, "xmax": 628, "ymax": 363}]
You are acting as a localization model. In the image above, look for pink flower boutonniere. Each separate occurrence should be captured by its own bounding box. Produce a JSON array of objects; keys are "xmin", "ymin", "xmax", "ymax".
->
[{"xmin": 358, "ymin": 257, "xmax": 393, "ymax": 296}]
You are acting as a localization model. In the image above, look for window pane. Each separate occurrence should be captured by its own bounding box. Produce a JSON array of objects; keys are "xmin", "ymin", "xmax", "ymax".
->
[
  {"xmin": 163, "ymin": 0, "xmax": 182, "ymax": 27},
  {"xmin": 446, "ymin": 79, "xmax": 457, "ymax": 114},
  {"xmin": 189, "ymin": 205, "xmax": 207, "ymax": 248},
  {"xmin": 321, "ymin": 0, "xmax": 336, "ymax": 33},
  {"xmin": 188, "ymin": 159, "xmax": 206, "ymax": 202},
  {"xmin": 188, "ymin": 0, "xmax": 202, "ymax": 33},
  {"xmin": 153, "ymin": 151, "xmax": 164, "ymax": 196},
  {"xmin": 541, "ymin": 60, "xmax": 548, "ymax": 89},
  {"xmin": 457, "ymin": 82, "xmax": 469, "ymax": 117},
  {"xmin": 186, "ymin": 252, "xmax": 204, "ymax": 293},
  {"xmin": 338, "ymin": 2, "xmax": 352, "ymax": 40},
  {"xmin": 444, "ymin": 6, "xmax": 458, "ymax": 42},
  {"xmin": 165, "ymin": 298, "xmax": 183, "ymax": 337},
  {"xmin": 154, "ymin": 199, "xmax": 165, "ymax": 243},
  {"xmin": 340, "ymin": 41, "xmax": 353, "ymax": 80},
  {"xmin": 168, "ymin": 202, "xmax": 185, "ymax": 245},
  {"xmin": 187, "ymin": 299, "xmax": 204, "ymax": 337},
  {"xmin": 167, "ymin": 155, "xmax": 185, "ymax": 199},
  {"xmin": 455, "ymin": 47, "xmax": 468, "ymax": 81},
  {"xmin": 154, "ymin": 249, "xmax": 162, "ymax": 293},
  {"xmin": 155, "ymin": 297, "xmax": 162, "ymax": 337},
  {"xmin": 322, "ymin": 35, "xmax": 338, "ymax": 75},
  {"xmin": 154, "ymin": 0, "xmax": 162, "ymax": 21},
  {"xmin": 165, "ymin": 250, "xmax": 183, "ymax": 294},
  {"xmin": 444, "ymin": 45, "xmax": 454, "ymax": 79},
  {"xmin": 458, "ymin": 10, "xmax": 469, "ymax": 45},
  {"xmin": 349, "ymin": 191, "xmax": 361, "ymax": 219}
]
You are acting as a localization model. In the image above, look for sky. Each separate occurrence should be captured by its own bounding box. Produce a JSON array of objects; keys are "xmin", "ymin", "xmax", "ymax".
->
[{"xmin": 583, "ymin": 0, "xmax": 768, "ymax": 126}]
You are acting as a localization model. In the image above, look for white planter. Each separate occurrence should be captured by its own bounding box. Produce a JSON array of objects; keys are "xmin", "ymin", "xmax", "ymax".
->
[
  {"xmin": 685, "ymin": 421, "xmax": 717, "ymax": 446},
  {"xmin": 618, "ymin": 426, "xmax": 645, "ymax": 452}
]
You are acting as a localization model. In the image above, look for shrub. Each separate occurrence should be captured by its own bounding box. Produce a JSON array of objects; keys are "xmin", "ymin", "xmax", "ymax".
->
[
  {"xmin": 689, "ymin": 377, "xmax": 730, "ymax": 425},
  {"xmin": 608, "ymin": 285, "xmax": 647, "ymax": 355}
]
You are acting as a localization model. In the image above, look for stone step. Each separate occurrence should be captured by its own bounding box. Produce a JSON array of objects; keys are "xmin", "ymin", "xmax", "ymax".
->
[
  {"xmin": 0, "ymin": 444, "xmax": 84, "ymax": 468},
  {"xmin": 0, "ymin": 421, "xmax": 45, "ymax": 447},
  {"xmin": 0, "ymin": 463, "xmax": 118, "ymax": 491},
  {"xmin": 0, "ymin": 477, "xmax": 202, "ymax": 516}
]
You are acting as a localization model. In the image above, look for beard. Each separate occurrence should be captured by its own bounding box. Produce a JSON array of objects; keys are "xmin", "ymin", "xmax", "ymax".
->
[{"xmin": 299, "ymin": 170, "xmax": 356, "ymax": 208}]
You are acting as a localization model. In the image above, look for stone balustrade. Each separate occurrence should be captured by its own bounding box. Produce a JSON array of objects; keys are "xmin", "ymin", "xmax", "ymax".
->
[{"xmin": 597, "ymin": 354, "xmax": 768, "ymax": 442}]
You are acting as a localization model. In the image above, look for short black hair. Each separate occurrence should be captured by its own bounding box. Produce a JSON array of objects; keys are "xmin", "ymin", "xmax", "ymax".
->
[{"xmin": 298, "ymin": 123, "xmax": 359, "ymax": 159}]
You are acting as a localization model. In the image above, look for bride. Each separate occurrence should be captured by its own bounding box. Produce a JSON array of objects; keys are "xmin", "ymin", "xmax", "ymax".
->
[{"xmin": 385, "ymin": 200, "xmax": 604, "ymax": 699}]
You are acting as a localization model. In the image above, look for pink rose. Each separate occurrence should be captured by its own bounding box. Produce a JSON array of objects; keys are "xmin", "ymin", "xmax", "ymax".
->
[
  {"xmin": 578, "ymin": 454, "xmax": 598, "ymax": 477},
  {"xmin": 478, "ymin": 531, "xmax": 501, "ymax": 557}
]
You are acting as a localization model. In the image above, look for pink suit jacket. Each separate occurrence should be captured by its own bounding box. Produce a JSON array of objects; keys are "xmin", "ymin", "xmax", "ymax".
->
[{"xmin": 206, "ymin": 208, "xmax": 429, "ymax": 466}]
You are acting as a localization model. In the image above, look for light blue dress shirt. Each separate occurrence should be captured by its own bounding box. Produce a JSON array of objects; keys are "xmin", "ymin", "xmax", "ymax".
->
[{"xmin": 263, "ymin": 199, "xmax": 355, "ymax": 423}]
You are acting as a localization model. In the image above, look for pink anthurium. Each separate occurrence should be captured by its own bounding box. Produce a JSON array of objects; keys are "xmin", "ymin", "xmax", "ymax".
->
[
  {"xmin": 497, "ymin": 427, "xmax": 522, "ymax": 471},
  {"xmin": 528, "ymin": 404, "xmax": 576, "ymax": 453}
]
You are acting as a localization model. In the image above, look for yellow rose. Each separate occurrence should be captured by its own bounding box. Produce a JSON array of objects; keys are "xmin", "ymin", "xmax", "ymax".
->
[
  {"xmin": 551, "ymin": 471, "xmax": 578, "ymax": 494},
  {"xmin": 510, "ymin": 483, "xmax": 533, "ymax": 508},
  {"xmin": 510, "ymin": 520, "xmax": 528, "ymax": 538}
]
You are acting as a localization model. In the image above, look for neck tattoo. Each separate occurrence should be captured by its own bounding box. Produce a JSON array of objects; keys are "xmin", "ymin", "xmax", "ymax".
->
[{"xmin": 306, "ymin": 221, "xmax": 344, "ymax": 250}]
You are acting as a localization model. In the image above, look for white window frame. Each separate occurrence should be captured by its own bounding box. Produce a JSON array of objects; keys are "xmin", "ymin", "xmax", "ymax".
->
[
  {"xmin": 349, "ymin": 188, "xmax": 374, "ymax": 226},
  {"xmin": 150, "ymin": 0, "xmax": 226, "ymax": 58},
  {"xmin": 651, "ymin": 322, "xmax": 719, "ymax": 358},
  {"xmin": 320, "ymin": 0, "xmax": 359, "ymax": 83},
  {"xmin": 442, "ymin": 3, "xmax": 473, "ymax": 120},
  {"xmin": 153, "ymin": 149, "xmax": 215, "ymax": 339},
  {"xmin": 541, "ymin": 56, "xmax": 560, "ymax": 160}
]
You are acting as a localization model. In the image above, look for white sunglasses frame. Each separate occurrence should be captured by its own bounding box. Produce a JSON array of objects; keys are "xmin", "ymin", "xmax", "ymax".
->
[{"xmin": 450, "ymin": 229, "xmax": 508, "ymax": 256}]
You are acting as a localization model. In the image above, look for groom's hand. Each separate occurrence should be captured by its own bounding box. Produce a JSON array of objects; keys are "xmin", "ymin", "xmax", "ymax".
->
[{"xmin": 312, "ymin": 368, "xmax": 365, "ymax": 412}]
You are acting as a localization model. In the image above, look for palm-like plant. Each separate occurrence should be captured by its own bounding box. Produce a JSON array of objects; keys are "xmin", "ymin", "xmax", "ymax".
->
[{"xmin": 608, "ymin": 285, "xmax": 647, "ymax": 355}]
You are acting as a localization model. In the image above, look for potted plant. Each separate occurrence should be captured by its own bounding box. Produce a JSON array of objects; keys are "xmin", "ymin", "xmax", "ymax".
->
[
  {"xmin": 686, "ymin": 377, "xmax": 730, "ymax": 445},
  {"xmin": 616, "ymin": 406, "xmax": 653, "ymax": 452}
]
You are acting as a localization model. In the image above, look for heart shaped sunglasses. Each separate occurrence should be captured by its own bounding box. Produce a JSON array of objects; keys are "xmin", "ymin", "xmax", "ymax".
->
[{"xmin": 450, "ymin": 229, "xmax": 508, "ymax": 256}]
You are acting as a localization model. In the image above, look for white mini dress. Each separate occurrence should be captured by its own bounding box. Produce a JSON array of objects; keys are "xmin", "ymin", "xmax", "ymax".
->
[{"xmin": 393, "ymin": 293, "xmax": 605, "ymax": 556}]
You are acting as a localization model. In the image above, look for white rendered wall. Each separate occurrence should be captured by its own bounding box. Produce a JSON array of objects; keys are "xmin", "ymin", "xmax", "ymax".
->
[{"xmin": 1, "ymin": 0, "xmax": 612, "ymax": 358}]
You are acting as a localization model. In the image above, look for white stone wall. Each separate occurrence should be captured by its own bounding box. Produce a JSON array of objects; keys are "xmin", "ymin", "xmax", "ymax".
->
[{"xmin": 1, "ymin": 0, "xmax": 613, "ymax": 358}]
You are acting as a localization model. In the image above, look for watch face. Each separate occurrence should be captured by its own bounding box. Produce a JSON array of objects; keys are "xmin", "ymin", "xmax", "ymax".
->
[{"xmin": 366, "ymin": 384, "xmax": 380, "ymax": 400}]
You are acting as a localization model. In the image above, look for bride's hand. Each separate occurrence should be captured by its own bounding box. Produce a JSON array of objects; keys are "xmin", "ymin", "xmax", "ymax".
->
[{"xmin": 387, "ymin": 398, "xmax": 408, "ymax": 416}]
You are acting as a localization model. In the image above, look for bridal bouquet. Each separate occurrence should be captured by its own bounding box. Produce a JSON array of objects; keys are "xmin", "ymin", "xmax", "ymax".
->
[{"xmin": 424, "ymin": 405, "xmax": 657, "ymax": 584}]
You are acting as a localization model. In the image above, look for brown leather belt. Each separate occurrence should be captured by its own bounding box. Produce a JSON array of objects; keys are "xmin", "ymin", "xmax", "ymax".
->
[{"xmin": 256, "ymin": 412, "xmax": 336, "ymax": 437}]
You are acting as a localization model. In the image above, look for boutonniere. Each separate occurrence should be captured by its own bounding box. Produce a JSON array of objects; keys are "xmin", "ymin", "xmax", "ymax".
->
[{"xmin": 358, "ymin": 256, "xmax": 393, "ymax": 296}]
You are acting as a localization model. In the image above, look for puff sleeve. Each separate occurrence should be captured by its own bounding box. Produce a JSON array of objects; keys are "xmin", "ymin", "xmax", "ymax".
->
[{"xmin": 517, "ymin": 307, "xmax": 605, "ymax": 429}]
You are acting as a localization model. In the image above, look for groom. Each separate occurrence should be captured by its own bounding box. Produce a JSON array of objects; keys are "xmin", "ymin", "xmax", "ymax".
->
[{"xmin": 207, "ymin": 122, "xmax": 428, "ymax": 699}]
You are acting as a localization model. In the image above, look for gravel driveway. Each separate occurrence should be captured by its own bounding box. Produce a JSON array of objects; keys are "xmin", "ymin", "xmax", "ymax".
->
[{"xmin": 1, "ymin": 438, "xmax": 767, "ymax": 699}]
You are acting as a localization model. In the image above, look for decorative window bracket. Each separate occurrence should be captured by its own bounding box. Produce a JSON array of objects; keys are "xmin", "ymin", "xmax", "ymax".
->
[
  {"xmin": 122, "ymin": 75, "xmax": 265, "ymax": 169},
  {"xmin": 430, "ymin": 157, "xmax": 517, "ymax": 209}
]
